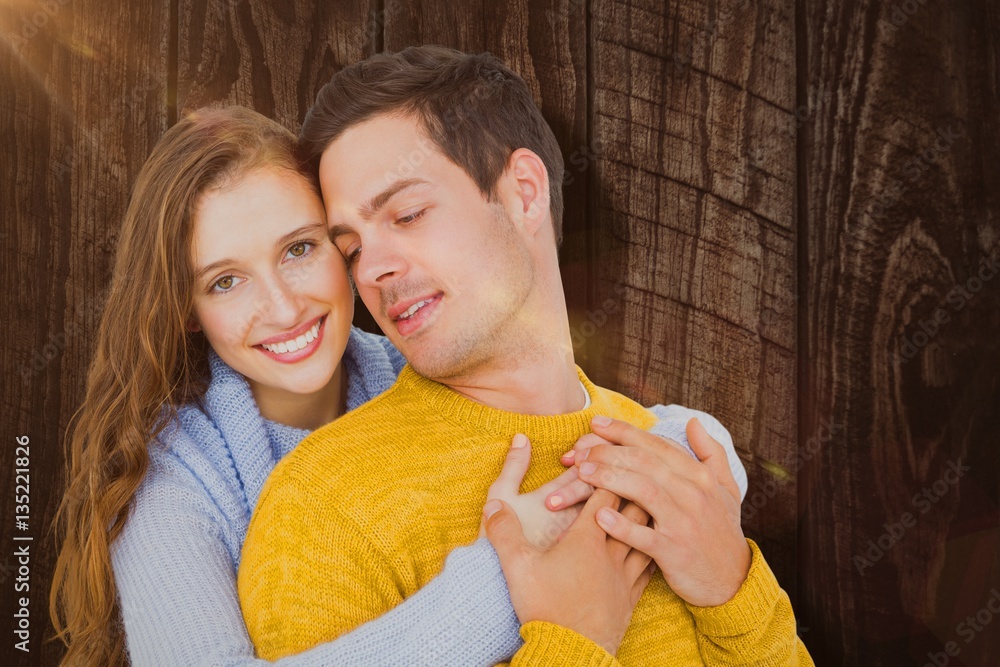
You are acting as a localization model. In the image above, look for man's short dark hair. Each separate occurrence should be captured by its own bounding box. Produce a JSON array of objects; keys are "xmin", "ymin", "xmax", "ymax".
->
[{"xmin": 299, "ymin": 45, "xmax": 566, "ymax": 245}]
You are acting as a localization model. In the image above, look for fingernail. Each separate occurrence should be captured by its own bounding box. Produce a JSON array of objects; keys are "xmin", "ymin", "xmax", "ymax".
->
[
  {"xmin": 561, "ymin": 450, "xmax": 575, "ymax": 462},
  {"xmin": 592, "ymin": 415, "xmax": 612, "ymax": 427},
  {"xmin": 579, "ymin": 462, "xmax": 597, "ymax": 476},
  {"xmin": 484, "ymin": 499, "xmax": 503, "ymax": 520},
  {"xmin": 511, "ymin": 433, "xmax": 528, "ymax": 449},
  {"xmin": 597, "ymin": 507, "xmax": 617, "ymax": 528},
  {"xmin": 549, "ymin": 495, "xmax": 563, "ymax": 508}
]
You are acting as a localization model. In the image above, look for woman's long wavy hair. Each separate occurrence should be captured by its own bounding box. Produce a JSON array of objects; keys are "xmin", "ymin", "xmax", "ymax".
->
[{"xmin": 49, "ymin": 106, "xmax": 317, "ymax": 666}]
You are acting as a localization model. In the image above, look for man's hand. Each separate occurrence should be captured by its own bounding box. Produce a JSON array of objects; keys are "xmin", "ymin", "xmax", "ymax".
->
[
  {"xmin": 570, "ymin": 416, "xmax": 751, "ymax": 608},
  {"xmin": 483, "ymin": 488, "xmax": 655, "ymax": 656}
]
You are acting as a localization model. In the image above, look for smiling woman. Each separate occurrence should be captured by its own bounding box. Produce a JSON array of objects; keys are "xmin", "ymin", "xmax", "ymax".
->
[{"xmin": 188, "ymin": 169, "xmax": 354, "ymax": 430}]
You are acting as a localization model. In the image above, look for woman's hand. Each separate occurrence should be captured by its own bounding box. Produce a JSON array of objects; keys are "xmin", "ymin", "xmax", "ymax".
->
[
  {"xmin": 482, "ymin": 489, "xmax": 654, "ymax": 656},
  {"xmin": 478, "ymin": 434, "xmax": 584, "ymax": 549}
]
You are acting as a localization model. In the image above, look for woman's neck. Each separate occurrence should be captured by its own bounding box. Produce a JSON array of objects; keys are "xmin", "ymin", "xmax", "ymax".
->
[{"xmin": 250, "ymin": 365, "xmax": 346, "ymax": 431}]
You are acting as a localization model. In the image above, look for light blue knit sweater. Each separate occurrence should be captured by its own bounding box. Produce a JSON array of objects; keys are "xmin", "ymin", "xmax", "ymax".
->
[{"xmin": 111, "ymin": 327, "xmax": 746, "ymax": 666}]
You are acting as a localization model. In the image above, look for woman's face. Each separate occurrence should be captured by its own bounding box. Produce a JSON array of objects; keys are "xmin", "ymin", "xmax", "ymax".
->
[{"xmin": 189, "ymin": 168, "xmax": 353, "ymax": 400}]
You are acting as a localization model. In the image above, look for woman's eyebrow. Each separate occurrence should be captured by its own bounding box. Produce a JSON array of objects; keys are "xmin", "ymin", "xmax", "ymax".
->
[
  {"xmin": 194, "ymin": 258, "xmax": 235, "ymax": 282},
  {"xmin": 195, "ymin": 222, "xmax": 328, "ymax": 280},
  {"xmin": 276, "ymin": 221, "xmax": 327, "ymax": 246}
]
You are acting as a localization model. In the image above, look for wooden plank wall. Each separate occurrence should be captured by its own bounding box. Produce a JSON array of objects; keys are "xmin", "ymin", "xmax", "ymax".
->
[
  {"xmin": 1, "ymin": 1, "xmax": 997, "ymax": 665},
  {"xmin": 2, "ymin": 0, "xmax": 173, "ymax": 664},
  {"xmin": 799, "ymin": 0, "xmax": 1000, "ymax": 663},
  {"xmin": 590, "ymin": 0, "xmax": 799, "ymax": 585}
]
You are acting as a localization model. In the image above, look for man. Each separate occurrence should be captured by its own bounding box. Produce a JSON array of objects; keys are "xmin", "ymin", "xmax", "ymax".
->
[{"xmin": 238, "ymin": 46, "xmax": 811, "ymax": 665}]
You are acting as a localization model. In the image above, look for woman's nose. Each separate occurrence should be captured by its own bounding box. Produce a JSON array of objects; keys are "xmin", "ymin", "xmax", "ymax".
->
[{"xmin": 258, "ymin": 276, "xmax": 307, "ymax": 329}]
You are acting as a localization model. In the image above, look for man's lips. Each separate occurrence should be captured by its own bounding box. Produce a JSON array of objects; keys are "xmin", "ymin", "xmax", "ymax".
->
[
  {"xmin": 390, "ymin": 293, "xmax": 443, "ymax": 337},
  {"xmin": 387, "ymin": 292, "xmax": 444, "ymax": 321}
]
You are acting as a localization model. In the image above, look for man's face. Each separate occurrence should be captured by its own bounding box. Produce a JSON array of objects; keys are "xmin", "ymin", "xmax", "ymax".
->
[{"xmin": 320, "ymin": 113, "xmax": 535, "ymax": 380}]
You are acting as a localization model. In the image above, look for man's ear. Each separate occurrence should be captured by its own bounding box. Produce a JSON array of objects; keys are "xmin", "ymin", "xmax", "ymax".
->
[{"xmin": 505, "ymin": 148, "xmax": 551, "ymax": 237}]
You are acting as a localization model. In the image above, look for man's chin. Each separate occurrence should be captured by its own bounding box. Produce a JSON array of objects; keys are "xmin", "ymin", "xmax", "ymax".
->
[
  {"xmin": 385, "ymin": 319, "xmax": 434, "ymax": 357},
  {"xmin": 402, "ymin": 346, "xmax": 465, "ymax": 382},
  {"xmin": 399, "ymin": 345, "xmax": 437, "ymax": 375},
  {"xmin": 389, "ymin": 323, "xmax": 486, "ymax": 380}
]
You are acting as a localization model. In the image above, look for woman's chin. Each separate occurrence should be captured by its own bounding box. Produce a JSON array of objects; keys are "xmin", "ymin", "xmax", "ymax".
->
[
  {"xmin": 238, "ymin": 355, "xmax": 338, "ymax": 396},
  {"xmin": 266, "ymin": 367, "xmax": 338, "ymax": 396}
]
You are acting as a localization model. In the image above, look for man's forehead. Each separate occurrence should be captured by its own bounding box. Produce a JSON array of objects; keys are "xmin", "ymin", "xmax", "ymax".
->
[
  {"xmin": 319, "ymin": 113, "xmax": 436, "ymax": 171},
  {"xmin": 321, "ymin": 120, "xmax": 442, "ymax": 195},
  {"xmin": 319, "ymin": 116, "xmax": 461, "ymax": 225}
]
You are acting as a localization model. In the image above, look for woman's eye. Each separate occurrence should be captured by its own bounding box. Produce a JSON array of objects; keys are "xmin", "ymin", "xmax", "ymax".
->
[
  {"xmin": 287, "ymin": 241, "xmax": 313, "ymax": 259},
  {"xmin": 212, "ymin": 275, "xmax": 239, "ymax": 292}
]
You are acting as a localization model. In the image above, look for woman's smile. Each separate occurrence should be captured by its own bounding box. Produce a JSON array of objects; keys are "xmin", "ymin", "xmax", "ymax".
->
[{"xmin": 255, "ymin": 314, "xmax": 327, "ymax": 363}]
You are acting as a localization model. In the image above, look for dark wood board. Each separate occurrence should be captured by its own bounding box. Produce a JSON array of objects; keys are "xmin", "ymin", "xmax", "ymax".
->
[
  {"xmin": 1, "ymin": 0, "xmax": 172, "ymax": 663},
  {"xmin": 798, "ymin": 0, "xmax": 1000, "ymax": 663}
]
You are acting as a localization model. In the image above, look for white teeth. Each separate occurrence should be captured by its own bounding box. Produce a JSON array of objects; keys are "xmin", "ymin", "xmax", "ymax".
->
[
  {"xmin": 262, "ymin": 320, "xmax": 321, "ymax": 354},
  {"xmin": 399, "ymin": 299, "xmax": 431, "ymax": 320}
]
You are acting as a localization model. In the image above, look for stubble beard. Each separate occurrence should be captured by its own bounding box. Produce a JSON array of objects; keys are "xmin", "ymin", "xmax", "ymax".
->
[{"xmin": 406, "ymin": 206, "xmax": 538, "ymax": 383}]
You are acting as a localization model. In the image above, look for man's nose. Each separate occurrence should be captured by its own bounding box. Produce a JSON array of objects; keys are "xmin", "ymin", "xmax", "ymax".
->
[{"xmin": 356, "ymin": 232, "xmax": 407, "ymax": 287}]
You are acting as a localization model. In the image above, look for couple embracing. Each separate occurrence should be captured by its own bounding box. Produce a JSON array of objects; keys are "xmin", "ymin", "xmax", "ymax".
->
[{"xmin": 52, "ymin": 45, "xmax": 811, "ymax": 666}]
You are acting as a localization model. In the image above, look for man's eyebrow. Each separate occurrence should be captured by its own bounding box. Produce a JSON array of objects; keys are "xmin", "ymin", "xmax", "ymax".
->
[
  {"xmin": 359, "ymin": 178, "xmax": 429, "ymax": 220},
  {"xmin": 328, "ymin": 223, "xmax": 354, "ymax": 242}
]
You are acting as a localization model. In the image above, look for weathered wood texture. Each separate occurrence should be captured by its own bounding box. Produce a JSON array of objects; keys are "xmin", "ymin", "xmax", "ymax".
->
[
  {"xmin": 177, "ymin": 0, "xmax": 377, "ymax": 133},
  {"xmin": 798, "ymin": 0, "xmax": 1000, "ymax": 664},
  {"xmin": 2, "ymin": 0, "xmax": 172, "ymax": 664},
  {"xmin": 2, "ymin": 0, "xmax": 998, "ymax": 665},
  {"xmin": 589, "ymin": 0, "xmax": 800, "ymax": 588}
]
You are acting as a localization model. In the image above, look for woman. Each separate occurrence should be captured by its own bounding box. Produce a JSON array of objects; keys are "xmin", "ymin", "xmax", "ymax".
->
[{"xmin": 48, "ymin": 106, "xmax": 591, "ymax": 666}]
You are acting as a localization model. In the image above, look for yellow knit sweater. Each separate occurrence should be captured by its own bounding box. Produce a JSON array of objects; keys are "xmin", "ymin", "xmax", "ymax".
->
[{"xmin": 239, "ymin": 365, "xmax": 812, "ymax": 665}]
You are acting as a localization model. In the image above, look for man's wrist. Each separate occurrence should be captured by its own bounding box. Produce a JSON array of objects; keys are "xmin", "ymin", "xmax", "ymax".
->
[
  {"xmin": 683, "ymin": 539, "xmax": 783, "ymax": 636},
  {"xmin": 714, "ymin": 537, "xmax": 753, "ymax": 605}
]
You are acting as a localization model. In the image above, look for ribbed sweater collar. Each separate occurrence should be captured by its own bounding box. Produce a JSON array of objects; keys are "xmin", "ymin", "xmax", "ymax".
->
[
  {"xmin": 394, "ymin": 364, "xmax": 623, "ymax": 442},
  {"xmin": 172, "ymin": 326, "xmax": 403, "ymax": 516}
]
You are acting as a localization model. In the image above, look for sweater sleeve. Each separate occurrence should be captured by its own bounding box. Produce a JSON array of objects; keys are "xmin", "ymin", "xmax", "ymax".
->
[
  {"xmin": 646, "ymin": 404, "xmax": 748, "ymax": 502},
  {"xmin": 240, "ymin": 472, "xmax": 526, "ymax": 665},
  {"xmin": 684, "ymin": 540, "xmax": 814, "ymax": 665},
  {"xmin": 114, "ymin": 454, "xmax": 522, "ymax": 667},
  {"xmin": 500, "ymin": 622, "xmax": 620, "ymax": 667}
]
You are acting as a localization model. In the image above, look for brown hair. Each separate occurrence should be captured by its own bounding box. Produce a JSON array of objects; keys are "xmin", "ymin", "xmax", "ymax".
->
[
  {"xmin": 299, "ymin": 45, "xmax": 567, "ymax": 245},
  {"xmin": 49, "ymin": 106, "xmax": 314, "ymax": 666}
]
